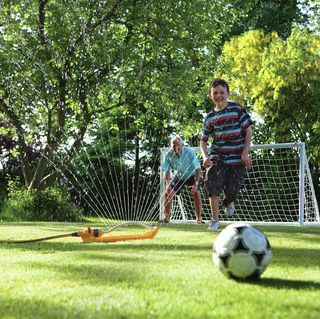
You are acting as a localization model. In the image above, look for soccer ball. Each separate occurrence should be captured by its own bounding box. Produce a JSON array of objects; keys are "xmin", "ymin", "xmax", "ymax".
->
[{"xmin": 212, "ymin": 223, "xmax": 272, "ymax": 280}]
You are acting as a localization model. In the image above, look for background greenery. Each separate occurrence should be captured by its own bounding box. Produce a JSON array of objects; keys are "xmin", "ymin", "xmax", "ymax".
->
[
  {"xmin": 0, "ymin": 0, "xmax": 320, "ymax": 219},
  {"xmin": 0, "ymin": 222, "xmax": 319, "ymax": 319}
]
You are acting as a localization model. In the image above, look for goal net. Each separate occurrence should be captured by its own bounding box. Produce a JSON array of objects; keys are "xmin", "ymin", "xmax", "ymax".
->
[{"xmin": 160, "ymin": 142, "xmax": 320, "ymax": 226}]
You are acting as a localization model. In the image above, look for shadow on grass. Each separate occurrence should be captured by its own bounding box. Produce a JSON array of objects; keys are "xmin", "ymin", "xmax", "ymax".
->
[
  {"xmin": 257, "ymin": 225, "xmax": 320, "ymax": 235},
  {"xmin": 0, "ymin": 240, "xmax": 212, "ymax": 253},
  {"xmin": 157, "ymin": 223, "xmax": 320, "ymax": 236},
  {"xmin": 155, "ymin": 223, "xmax": 211, "ymax": 233},
  {"xmin": 0, "ymin": 294, "xmax": 124, "ymax": 319},
  {"xmin": 271, "ymin": 246, "xmax": 320, "ymax": 268},
  {"xmin": 2, "ymin": 240, "xmax": 320, "ymax": 266},
  {"xmin": 29, "ymin": 258, "xmax": 147, "ymax": 286},
  {"xmin": 247, "ymin": 277, "xmax": 320, "ymax": 290}
]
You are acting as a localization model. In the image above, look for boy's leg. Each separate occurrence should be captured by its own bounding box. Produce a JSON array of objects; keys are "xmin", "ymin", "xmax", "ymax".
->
[
  {"xmin": 207, "ymin": 195, "xmax": 220, "ymax": 230},
  {"xmin": 209, "ymin": 195, "xmax": 220, "ymax": 221},
  {"xmin": 223, "ymin": 165, "xmax": 246, "ymax": 210},
  {"xmin": 204, "ymin": 162, "xmax": 225, "ymax": 230}
]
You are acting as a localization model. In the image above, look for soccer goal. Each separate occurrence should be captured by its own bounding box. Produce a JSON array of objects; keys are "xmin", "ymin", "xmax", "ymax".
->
[{"xmin": 160, "ymin": 142, "xmax": 320, "ymax": 226}]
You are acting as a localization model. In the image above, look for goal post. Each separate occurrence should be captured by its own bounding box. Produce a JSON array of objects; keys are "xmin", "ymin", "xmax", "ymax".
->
[{"xmin": 160, "ymin": 142, "xmax": 320, "ymax": 226}]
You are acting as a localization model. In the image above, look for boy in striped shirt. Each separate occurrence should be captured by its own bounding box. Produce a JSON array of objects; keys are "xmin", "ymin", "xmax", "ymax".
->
[{"xmin": 200, "ymin": 78, "xmax": 253, "ymax": 231}]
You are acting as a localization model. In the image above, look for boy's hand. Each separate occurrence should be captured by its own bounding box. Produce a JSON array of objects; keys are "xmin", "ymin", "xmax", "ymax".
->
[
  {"xmin": 241, "ymin": 153, "xmax": 252, "ymax": 168},
  {"xmin": 203, "ymin": 158, "xmax": 213, "ymax": 168}
]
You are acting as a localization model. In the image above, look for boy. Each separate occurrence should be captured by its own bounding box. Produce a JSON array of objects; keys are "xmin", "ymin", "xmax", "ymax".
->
[
  {"xmin": 162, "ymin": 136, "xmax": 203, "ymax": 224},
  {"xmin": 200, "ymin": 78, "xmax": 253, "ymax": 230}
]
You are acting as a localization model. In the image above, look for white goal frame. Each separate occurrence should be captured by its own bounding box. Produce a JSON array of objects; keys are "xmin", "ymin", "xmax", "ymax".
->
[{"xmin": 160, "ymin": 142, "xmax": 320, "ymax": 226}]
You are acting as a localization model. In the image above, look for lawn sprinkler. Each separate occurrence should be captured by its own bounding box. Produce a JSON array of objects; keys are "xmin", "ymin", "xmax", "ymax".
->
[
  {"xmin": 0, "ymin": 222, "xmax": 159, "ymax": 244},
  {"xmin": 73, "ymin": 225, "xmax": 159, "ymax": 243}
]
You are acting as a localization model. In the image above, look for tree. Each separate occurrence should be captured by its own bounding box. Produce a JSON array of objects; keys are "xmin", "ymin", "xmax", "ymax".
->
[
  {"xmin": 0, "ymin": 0, "xmax": 209, "ymax": 190},
  {"xmin": 228, "ymin": 0, "xmax": 308, "ymax": 39},
  {"xmin": 0, "ymin": 0, "xmax": 307, "ymax": 192},
  {"xmin": 298, "ymin": 0, "xmax": 320, "ymax": 32},
  {"xmin": 1, "ymin": 0, "xmax": 129, "ymax": 189}
]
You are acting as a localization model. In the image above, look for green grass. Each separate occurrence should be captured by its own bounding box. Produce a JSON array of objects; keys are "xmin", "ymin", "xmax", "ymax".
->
[{"xmin": 0, "ymin": 222, "xmax": 319, "ymax": 319}]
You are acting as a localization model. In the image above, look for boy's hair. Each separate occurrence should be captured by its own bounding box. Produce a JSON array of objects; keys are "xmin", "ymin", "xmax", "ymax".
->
[{"xmin": 208, "ymin": 78, "xmax": 230, "ymax": 94}]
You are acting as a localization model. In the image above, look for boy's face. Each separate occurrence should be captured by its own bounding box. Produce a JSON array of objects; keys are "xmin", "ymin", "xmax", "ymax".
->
[{"xmin": 209, "ymin": 84, "xmax": 230, "ymax": 108}]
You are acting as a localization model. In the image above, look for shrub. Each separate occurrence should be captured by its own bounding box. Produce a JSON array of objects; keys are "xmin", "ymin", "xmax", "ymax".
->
[
  {"xmin": 0, "ymin": 181, "xmax": 83, "ymax": 222},
  {"xmin": 0, "ymin": 189, "xmax": 7, "ymax": 212},
  {"xmin": 0, "ymin": 175, "xmax": 8, "ymax": 212}
]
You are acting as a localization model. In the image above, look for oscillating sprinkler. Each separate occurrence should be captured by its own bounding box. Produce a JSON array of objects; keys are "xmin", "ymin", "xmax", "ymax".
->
[
  {"xmin": 0, "ymin": 224, "xmax": 159, "ymax": 244},
  {"xmin": 73, "ymin": 226, "xmax": 159, "ymax": 243}
]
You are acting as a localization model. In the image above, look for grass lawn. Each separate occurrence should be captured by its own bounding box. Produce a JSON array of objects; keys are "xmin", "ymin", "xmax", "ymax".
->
[{"xmin": 0, "ymin": 221, "xmax": 319, "ymax": 319}]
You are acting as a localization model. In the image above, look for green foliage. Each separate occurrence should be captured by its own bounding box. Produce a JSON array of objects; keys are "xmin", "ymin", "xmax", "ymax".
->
[
  {"xmin": 217, "ymin": 27, "xmax": 320, "ymax": 145},
  {"xmin": 299, "ymin": 0, "xmax": 320, "ymax": 32},
  {"xmin": 0, "ymin": 180, "xmax": 83, "ymax": 222},
  {"xmin": 0, "ymin": 183, "xmax": 7, "ymax": 213},
  {"xmin": 0, "ymin": 0, "xmax": 306, "ymax": 192},
  {"xmin": 228, "ymin": 0, "xmax": 308, "ymax": 39}
]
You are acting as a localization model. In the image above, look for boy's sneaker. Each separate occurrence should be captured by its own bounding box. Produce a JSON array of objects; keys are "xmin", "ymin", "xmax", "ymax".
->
[
  {"xmin": 207, "ymin": 220, "xmax": 220, "ymax": 231},
  {"xmin": 224, "ymin": 202, "xmax": 235, "ymax": 217}
]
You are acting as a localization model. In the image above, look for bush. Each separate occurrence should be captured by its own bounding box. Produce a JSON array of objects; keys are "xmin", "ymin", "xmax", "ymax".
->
[
  {"xmin": 0, "ymin": 189, "xmax": 7, "ymax": 212},
  {"xmin": 0, "ymin": 175, "xmax": 8, "ymax": 212},
  {"xmin": 0, "ymin": 182, "xmax": 84, "ymax": 222}
]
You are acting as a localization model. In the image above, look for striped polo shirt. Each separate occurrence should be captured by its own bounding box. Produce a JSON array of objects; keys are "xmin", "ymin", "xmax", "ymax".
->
[{"xmin": 200, "ymin": 101, "xmax": 253, "ymax": 165}]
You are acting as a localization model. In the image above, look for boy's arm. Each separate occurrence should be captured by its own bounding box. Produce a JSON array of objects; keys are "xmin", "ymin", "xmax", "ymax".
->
[
  {"xmin": 200, "ymin": 139, "xmax": 212, "ymax": 168},
  {"xmin": 241, "ymin": 126, "xmax": 253, "ymax": 168}
]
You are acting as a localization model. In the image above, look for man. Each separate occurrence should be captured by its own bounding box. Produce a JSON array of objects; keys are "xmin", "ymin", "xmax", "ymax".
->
[{"xmin": 162, "ymin": 136, "xmax": 203, "ymax": 224}]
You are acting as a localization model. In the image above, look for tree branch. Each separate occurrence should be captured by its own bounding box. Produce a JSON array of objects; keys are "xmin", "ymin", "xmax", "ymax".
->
[
  {"xmin": 67, "ymin": 0, "xmax": 124, "ymax": 58},
  {"xmin": 0, "ymin": 96, "xmax": 33, "ymax": 186},
  {"xmin": 38, "ymin": 0, "xmax": 49, "ymax": 45}
]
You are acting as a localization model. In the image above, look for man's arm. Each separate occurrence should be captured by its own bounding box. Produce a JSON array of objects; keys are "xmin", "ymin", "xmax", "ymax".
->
[
  {"xmin": 164, "ymin": 171, "xmax": 171, "ymax": 186},
  {"xmin": 195, "ymin": 168, "xmax": 201, "ymax": 183},
  {"xmin": 191, "ymin": 168, "xmax": 201, "ymax": 195}
]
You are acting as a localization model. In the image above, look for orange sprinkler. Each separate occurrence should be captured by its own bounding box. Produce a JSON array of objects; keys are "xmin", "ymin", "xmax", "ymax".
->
[
  {"xmin": 0, "ymin": 223, "xmax": 159, "ymax": 244},
  {"xmin": 72, "ymin": 226, "xmax": 159, "ymax": 243}
]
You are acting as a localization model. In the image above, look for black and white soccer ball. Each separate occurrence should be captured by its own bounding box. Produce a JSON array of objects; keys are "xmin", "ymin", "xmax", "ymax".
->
[{"xmin": 212, "ymin": 223, "xmax": 272, "ymax": 280}]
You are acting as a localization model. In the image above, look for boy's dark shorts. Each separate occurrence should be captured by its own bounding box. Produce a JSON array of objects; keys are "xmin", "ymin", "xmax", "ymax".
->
[
  {"xmin": 204, "ymin": 161, "xmax": 246, "ymax": 203},
  {"xmin": 170, "ymin": 175, "xmax": 197, "ymax": 195}
]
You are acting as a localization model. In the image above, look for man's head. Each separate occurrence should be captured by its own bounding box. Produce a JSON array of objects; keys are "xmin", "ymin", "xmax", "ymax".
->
[{"xmin": 171, "ymin": 136, "xmax": 184, "ymax": 156}]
